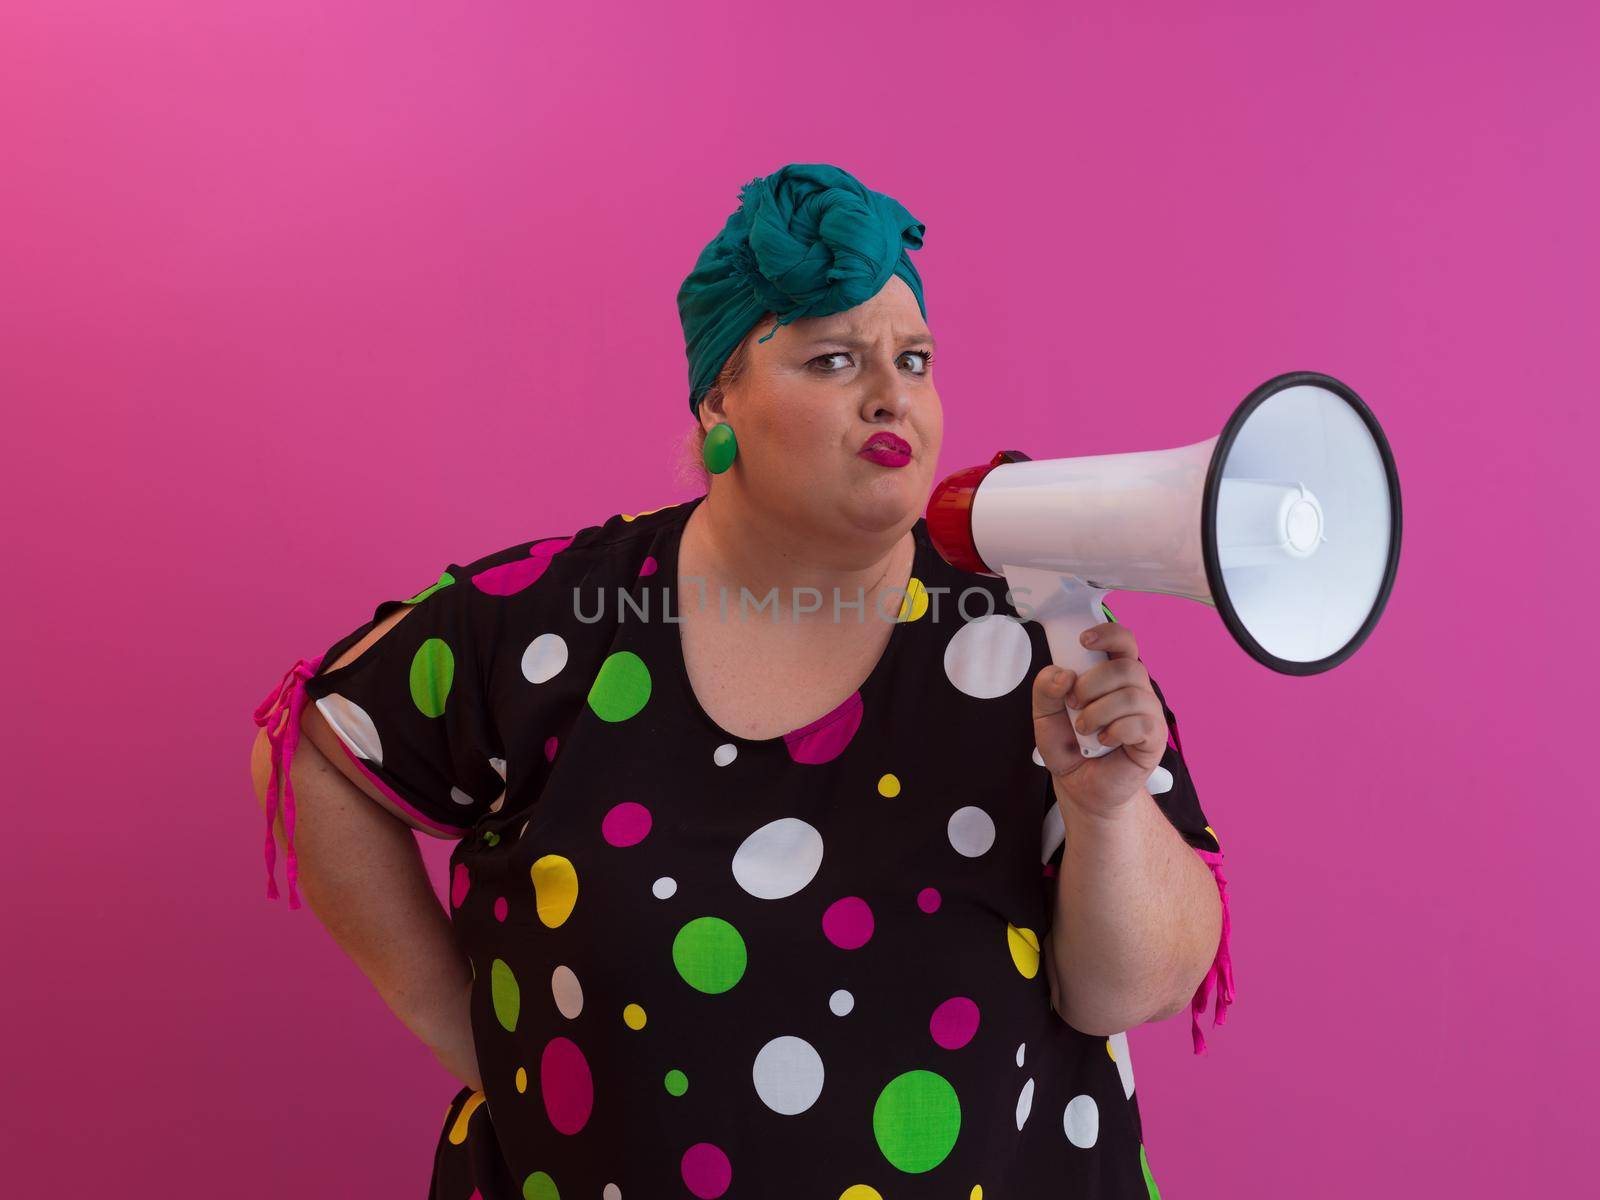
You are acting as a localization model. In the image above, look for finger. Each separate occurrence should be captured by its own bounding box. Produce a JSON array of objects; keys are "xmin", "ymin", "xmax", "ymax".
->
[
  {"xmin": 1080, "ymin": 620, "xmax": 1139, "ymax": 662},
  {"xmin": 1033, "ymin": 668, "xmax": 1085, "ymax": 773},
  {"xmin": 1065, "ymin": 658, "xmax": 1148, "ymax": 712},
  {"xmin": 1031, "ymin": 664, "xmax": 1077, "ymax": 722},
  {"xmin": 1096, "ymin": 710, "xmax": 1159, "ymax": 751},
  {"xmin": 1072, "ymin": 687, "xmax": 1159, "ymax": 741}
]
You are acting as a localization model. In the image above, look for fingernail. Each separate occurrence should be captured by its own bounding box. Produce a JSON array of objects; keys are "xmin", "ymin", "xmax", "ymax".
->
[{"xmin": 1081, "ymin": 630, "xmax": 1097, "ymax": 645}]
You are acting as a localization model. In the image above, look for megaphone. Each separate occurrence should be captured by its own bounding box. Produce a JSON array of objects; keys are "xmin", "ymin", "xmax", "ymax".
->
[{"xmin": 926, "ymin": 370, "xmax": 1402, "ymax": 760}]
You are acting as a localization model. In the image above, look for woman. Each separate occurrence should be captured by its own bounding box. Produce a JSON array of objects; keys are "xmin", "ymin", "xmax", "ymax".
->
[{"xmin": 252, "ymin": 162, "xmax": 1231, "ymax": 1200}]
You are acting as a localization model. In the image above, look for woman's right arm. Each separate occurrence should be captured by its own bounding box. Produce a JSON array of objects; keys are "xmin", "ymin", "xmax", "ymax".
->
[{"xmin": 250, "ymin": 696, "xmax": 483, "ymax": 1092}]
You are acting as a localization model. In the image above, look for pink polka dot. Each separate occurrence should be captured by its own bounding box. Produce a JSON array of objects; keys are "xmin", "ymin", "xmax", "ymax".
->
[
  {"xmin": 601, "ymin": 801, "xmax": 652, "ymax": 847},
  {"xmin": 638, "ymin": 555, "xmax": 658, "ymax": 577},
  {"xmin": 493, "ymin": 896, "xmax": 508, "ymax": 922},
  {"xmin": 681, "ymin": 1142, "xmax": 732, "ymax": 1198},
  {"xmin": 1042, "ymin": 863, "xmax": 1058, "ymax": 878},
  {"xmin": 544, "ymin": 735, "xmax": 559, "ymax": 762},
  {"xmin": 540, "ymin": 1035, "xmax": 593, "ymax": 1135},
  {"xmin": 471, "ymin": 536, "xmax": 575, "ymax": 596},
  {"xmin": 783, "ymin": 691, "xmax": 863, "ymax": 764},
  {"xmin": 917, "ymin": 887, "xmax": 941, "ymax": 913},
  {"xmin": 822, "ymin": 895, "xmax": 874, "ymax": 949},
  {"xmin": 450, "ymin": 863, "xmax": 471, "ymax": 908},
  {"xmin": 929, "ymin": 995, "xmax": 981, "ymax": 1049}
]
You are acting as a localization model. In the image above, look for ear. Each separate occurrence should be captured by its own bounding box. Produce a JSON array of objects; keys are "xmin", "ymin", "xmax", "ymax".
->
[{"xmin": 698, "ymin": 387, "xmax": 729, "ymax": 427}]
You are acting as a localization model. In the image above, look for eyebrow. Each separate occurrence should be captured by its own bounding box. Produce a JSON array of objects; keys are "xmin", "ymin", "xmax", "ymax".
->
[{"xmin": 807, "ymin": 329, "xmax": 938, "ymax": 352}]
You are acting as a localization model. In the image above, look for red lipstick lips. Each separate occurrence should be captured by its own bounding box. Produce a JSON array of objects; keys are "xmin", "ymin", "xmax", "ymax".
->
[{"xmin": 858, "ymin": 432, "xmax": 912, "ymax": 468}]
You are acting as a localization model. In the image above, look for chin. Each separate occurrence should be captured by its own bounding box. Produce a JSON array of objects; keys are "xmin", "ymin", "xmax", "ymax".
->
[{"xmin": 841, "ymin": 477, "xmax": 924, "ymax": 534}]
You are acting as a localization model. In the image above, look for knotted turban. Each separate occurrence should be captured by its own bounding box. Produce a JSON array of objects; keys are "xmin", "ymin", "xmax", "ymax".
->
[{"xmin": 677, "ymin": 162, "xmax": 928, "ymax": 415}]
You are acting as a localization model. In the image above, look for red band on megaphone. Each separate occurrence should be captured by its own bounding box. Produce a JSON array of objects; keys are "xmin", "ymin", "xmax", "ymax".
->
[{"xmin": 926, "ymin": 450, "xmax": 1030, "ymax": 576}]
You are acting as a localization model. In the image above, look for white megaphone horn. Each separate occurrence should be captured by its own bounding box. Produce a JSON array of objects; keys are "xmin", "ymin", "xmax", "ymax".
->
[{"xmin": 925, "ymin": 370, "xmax": 1403, "ymax": 760}]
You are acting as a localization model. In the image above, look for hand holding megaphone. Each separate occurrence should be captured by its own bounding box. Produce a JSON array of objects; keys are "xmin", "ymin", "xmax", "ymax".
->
[{"xmin": 926, "ymin": 370, "xmax": 1402, "ymax": 761}]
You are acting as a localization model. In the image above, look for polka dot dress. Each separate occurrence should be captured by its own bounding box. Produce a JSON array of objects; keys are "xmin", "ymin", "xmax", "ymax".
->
[{"xmin": 298, "ymin": 495, "xmax": 1218, "ymax": 1200}]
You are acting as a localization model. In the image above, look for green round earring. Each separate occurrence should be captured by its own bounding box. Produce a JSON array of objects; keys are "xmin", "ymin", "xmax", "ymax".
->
[{"xmin": 702, "ymin": 422, "xmax": 738, "ymax": 474}]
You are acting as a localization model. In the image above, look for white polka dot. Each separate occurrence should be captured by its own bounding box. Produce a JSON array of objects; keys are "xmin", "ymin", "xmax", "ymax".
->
[
  {"xmin": 520, "ymin": 632, "xmax": 568, "ymax": 683},
  {"xmin": 1016, "ymin": 1041, "xmax": 1026, "ymax": 1068},
  {"xmin": 752, "ymin": 1035, "xmax": 825, "ymax": 1114},
  {"xmin": 489, "ymin": 756, "xmax": 507, "ymax": 780},
  {"xmin": 520, "ymin": 819, "xmax": 530, "ymax": 838},
  {"xmin": 488, "ymin": 790, "xmax": 506, "ymax": 813},
  {"xmin": 829, "ymin": 989, "xmax": 854, "ymax": 1016},
  {"xmin": 943, "ymin": 613, "xmax": 1033, "ymax": 698},
  {"xmin": 551, "ymin": 965, "xmax": 583, "ymax": 1019},
  {"xmin": 732, "ymin": 817, "xmax": 824, "ymax": 899},
  {"xmin": 1032, "ymin": 745, "xmax": 1045, "ymax": 767},
  {"xmin": 713, "ymin": 742, "xmax": 738, "ymax": 767},
  {"xmin": 1041, "ymin": 802, "xmax": 1065, "ymax": 864},
  {"xmin": 652, "ymin": 876, "xmax": 677, "ymax": 900},
  {"xmin": 1016, "ymin": 1077, "xmax": 1034, "ymax": 1130},
  {"xmin": 947, "ymin": 806, "xmax": 996, "ymax": 857},
  {"xmin": 1108, "ymin": 1031, "xmax": 1135, "ymax": 1099},
  {"xmin": 603, "ymin": 1186, "xmax": 621, "ymax": 1200},
  {"xmin": 315, "ymin": 694, "xmax": 382, "ymax": 762},
  {"xmin": 449, "ymin": 786, "xmax": 478, "ymax": 809},
  {"xmin": 1064, "ymin": 1094, "xmax": 1099, "ymax": 1148},
  {"xmin": 1147, "ymin": 765, "xmax": 1174, "ymax": 795}
]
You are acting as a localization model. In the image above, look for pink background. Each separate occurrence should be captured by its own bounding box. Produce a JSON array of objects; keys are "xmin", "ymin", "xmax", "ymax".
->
[{"xmin": 3, "ymin": 2, "xmax": 1593, "ymax": 1194}]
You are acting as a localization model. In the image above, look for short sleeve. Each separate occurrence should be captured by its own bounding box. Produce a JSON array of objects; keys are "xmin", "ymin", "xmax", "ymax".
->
[
  {"xmin": 301, "ymin": 564, "xmax": 507, "ymax": 839},
  {"xmin": 255, "ymin": 533, "xmax": 579, "ymax": 911}
]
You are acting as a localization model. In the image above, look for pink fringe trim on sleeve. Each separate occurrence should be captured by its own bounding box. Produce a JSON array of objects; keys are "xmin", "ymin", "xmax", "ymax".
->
[
  {"xmin": 1189, "ymin": 846, "xmax": 1233, "ymax": 1054},
  {"xmin": 251, "ymin": 652, "xmax": 326, "ymax": 910}
]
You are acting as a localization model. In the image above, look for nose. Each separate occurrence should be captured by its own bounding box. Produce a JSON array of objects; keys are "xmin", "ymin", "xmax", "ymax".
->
[{"xmin": 860, "ymin": 355, "xmax": 911, "ymax": 421}]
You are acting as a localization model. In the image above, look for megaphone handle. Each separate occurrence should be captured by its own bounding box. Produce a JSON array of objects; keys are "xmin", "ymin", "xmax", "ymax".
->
[{"xmin": 1001, "ymin": 565, "xmax": 1115, "ymax": 759}]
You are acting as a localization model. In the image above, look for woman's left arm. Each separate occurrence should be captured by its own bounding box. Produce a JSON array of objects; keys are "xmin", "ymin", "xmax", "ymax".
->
[{"xmin": 1033, "ymin": 619, "xmax": 1223, "ymax": 1036}]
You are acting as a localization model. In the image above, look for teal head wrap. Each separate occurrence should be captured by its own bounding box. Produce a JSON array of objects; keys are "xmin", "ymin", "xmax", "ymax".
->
[{"xmin": 677, "ymin": 162, "xmax": 928, "ymax": 415}]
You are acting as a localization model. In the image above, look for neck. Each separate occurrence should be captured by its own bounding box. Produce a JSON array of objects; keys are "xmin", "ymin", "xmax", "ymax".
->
[{"xmin": 684, "ymin": 487, "xmax": 915, "ymax": 626}]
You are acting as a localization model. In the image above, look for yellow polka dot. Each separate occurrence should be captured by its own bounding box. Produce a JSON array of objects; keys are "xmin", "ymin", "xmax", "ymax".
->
[
  {"xmin": 877, "ymin": 773, "xmax": 901, "ymax": 798},
  {"xmin": 623, "ymin": 1002, "xmax": 648, "ymax": 1030},
  {"xmin": 897, "ymin": 575, "xmax": 929, "ymax": 621},
  {"xmin": 530, "ymin": 854, "xmax": 579, "ymax": 927},
  {"xmin": 1008, "ymin": 923, "xmax": 1041, "ymax": 978},
  {"xmin": 515, "ymin": 1066, "xmax": 528, "ymax": 1093},
  {"xmin": 620, "ymin": 504, "xmax": 670, "ymax": 522},
  {"xmin": 447, "ymin": 1090, "xmax": 486, "ymax": 1145},
  {"xmin": 971, "ymin": 1187, "xmax": 984, "ymax": 1200},
  {"xmin": 1205, "ymin": 824, "xmax": 1219, "ymax": 843},
  {"xmin": 839, "ymin": 1187, "xmax": 883, "ymax": 1200},
  {"xmin": 1106, "ymin": 1039, "xmax": 1116, "ymax": 1062}
]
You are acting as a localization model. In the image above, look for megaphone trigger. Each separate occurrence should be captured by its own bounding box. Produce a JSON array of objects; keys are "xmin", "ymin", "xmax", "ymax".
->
[{"xmin": 1002, "ymin": 563, "xmax": 1117, "ymax": 760}]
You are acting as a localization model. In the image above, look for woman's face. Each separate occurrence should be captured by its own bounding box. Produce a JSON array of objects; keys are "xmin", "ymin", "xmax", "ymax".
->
[{"xmin": 708, "ymin": 274, "xmax": 944, "ymax": 540}]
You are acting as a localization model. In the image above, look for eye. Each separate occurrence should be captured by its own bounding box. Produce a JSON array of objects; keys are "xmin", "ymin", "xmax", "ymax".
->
[
  {"xmin": 808, "ymin": 349, "xmax": 936, "ymax": 374},
  {"xmin": 810, "ymin": 352, "xmax": 854, "ymax": 372}
]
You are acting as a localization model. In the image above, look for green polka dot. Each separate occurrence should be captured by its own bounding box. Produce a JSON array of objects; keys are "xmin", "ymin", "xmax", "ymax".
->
[
  {"xmin": 404, "ymin": 570, "xmax": 455, "ymax": 605},
  {"xmin": 1141, "ymin": 1144, "xmax": 1161, "ymax": 1199},
  {"xmin": 586, "ymin": 650, "xmax": 651, "ymax": 722},
  {"xmin": 409, "ymin": 638, "xmax": 455, "ymax": 718},
  {"xmin": 672, "ymin": 916, "xmax": 747, "ymax": 993},
  {"xmin": 483, "ymin": 830, "xmax": 501, "ymax": 847},
  {"xmin": 521, "ymin": 1171, "xmax": 559, "ymax": 1200},
  {"xmin": 490, "ymin": 958, "xmax": 520, "ymax": 1032},
  {"xmin": 664, "ymin": 1069, "xmax": 688, "ymax": 1096},
  {"xmin": 873, "ymin": 1069, "xmax": 960, "ymax": 1173}
]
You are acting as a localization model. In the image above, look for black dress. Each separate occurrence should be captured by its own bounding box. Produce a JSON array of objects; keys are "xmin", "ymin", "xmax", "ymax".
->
[{"xmin": 254, "ymin": 494, "xmax": 1230, "ymax": 1200}]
